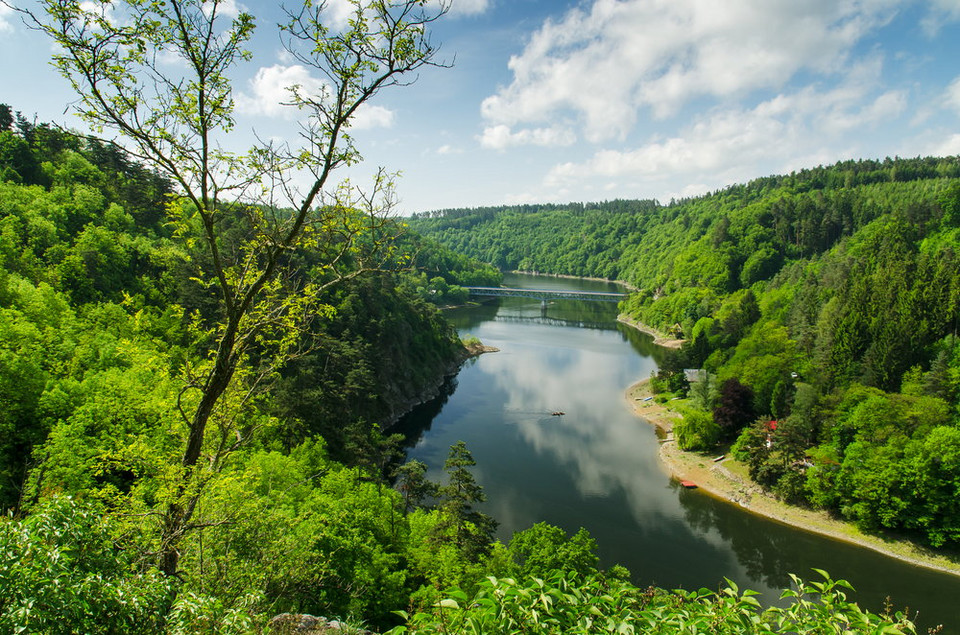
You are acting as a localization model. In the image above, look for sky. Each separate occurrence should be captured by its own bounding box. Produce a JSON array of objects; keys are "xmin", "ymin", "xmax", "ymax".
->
[{"xmin": 2, "ymin": 0, "xmax": 960, "ymax": 214}]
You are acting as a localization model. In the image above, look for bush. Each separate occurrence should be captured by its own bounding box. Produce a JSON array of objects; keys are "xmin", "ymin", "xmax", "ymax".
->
[
  {"xmin": 0, "ymin": 496, "xmax": 172, "ymax": 634},
  {"xmin": 674, "ymin": 407, "xmax": 720, "ymax": 451},
  {"xmin": 389, "ymin": 569, "xmax": 918, "ymax": 634}
]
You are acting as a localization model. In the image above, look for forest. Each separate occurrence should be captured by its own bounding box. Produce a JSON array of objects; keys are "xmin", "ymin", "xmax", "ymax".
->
[
  {"xmin": 410, "ymin": 155, "xmax": 960, "ymax": 553},
  {"xmin": 0, "ymin": 105, "xmax": 925, "ymax": 633},
  {"xmin": 0, "ymin": 0, "xmax": 942, "ymax": 631}
]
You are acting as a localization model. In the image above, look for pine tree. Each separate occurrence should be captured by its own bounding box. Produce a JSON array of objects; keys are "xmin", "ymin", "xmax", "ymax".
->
[{"xmin": 438, "ymin": 441, "xmax": 497, "ymax": 561}]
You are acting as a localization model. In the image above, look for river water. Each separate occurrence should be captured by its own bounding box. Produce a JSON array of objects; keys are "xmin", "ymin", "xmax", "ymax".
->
[{"xmin": 395, "ymin": 272, "xmax": 959, "ymax": 631}]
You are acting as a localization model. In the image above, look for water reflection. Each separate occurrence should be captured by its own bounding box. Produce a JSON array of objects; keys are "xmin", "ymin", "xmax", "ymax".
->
[
  {"xmin": 679, "ymin": 490, "xmax": 796, "ymax": 592},
  {"xmin": 397, "ymin": 274, "xmax": 960, "ymax": 633}
]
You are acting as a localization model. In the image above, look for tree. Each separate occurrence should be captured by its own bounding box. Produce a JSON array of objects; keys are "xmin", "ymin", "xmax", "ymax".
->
[
  {"xmin": 28, "ymin": 0, "xmax": 449, "ymax": 576},
  {"xmin": 713, "ymin": 378, "xmax": 756, "ymax": 439},
  {"xmin": 674, "ymin": 406, "xmax": 720, "ymax": 451},
  {"xmin": 506, "ymin": 522, "xmax": 599, "ymax": 579},
  {"xmin": 0, "ymin": 104, "xmax": 13, "ymax": 131},
  {"xmin": 438, "ymin": 441, "xmax": 497, "ymax": 561},
  {"xmin": 394, "ymin": 459, "xmax": 439, "ymax": 513}
]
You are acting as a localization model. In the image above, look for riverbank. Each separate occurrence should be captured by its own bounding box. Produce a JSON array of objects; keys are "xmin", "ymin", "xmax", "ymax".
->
[
  {"xmin": 383, "ymin": 341, "xmax": 498, "ymax": 427},
  {"xmin": 617, "ymin": 315, "xmax": 685, "ymax": 349},
  {"xmin": 625, "ymin": 377, "xmax": 960, "ymax": 579}
]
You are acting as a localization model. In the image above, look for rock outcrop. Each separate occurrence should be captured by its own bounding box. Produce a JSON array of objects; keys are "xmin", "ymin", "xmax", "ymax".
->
[{"xmin": 267, "ymin": 613, "xmax": 373, "ymax": 634}]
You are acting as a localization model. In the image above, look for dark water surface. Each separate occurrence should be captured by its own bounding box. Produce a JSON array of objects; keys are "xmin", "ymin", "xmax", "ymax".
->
[{"xmin": 396, "ymin": 273, "xmax": 960, "ymax": 632}]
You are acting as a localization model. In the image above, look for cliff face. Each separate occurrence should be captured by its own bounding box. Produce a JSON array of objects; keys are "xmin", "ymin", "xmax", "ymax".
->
[{"xmin": 380, "ymin": 342, "xmax": 499, "ymax": 427}]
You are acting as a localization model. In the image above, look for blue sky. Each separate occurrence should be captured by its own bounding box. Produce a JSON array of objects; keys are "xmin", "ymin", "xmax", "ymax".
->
[{"xmin": 2, "ymin": 0, "xmax": 960, "ymax": 214}]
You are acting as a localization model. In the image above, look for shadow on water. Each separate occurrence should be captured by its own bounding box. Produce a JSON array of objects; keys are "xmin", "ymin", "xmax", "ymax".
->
[
  {"xmin": 675, "ymin": 486, "xmax": 960, "ymax": 631},
  {"xmin": 676, "ymin": 485, "xmax": 796, "ymax": 593},
  {"xmin": 392, "ymin": 376, "xmax": 459, "ymax": 450},
  {"xmin": 616, "ymin": 322, "xmax": 673, "ymax": 366}
]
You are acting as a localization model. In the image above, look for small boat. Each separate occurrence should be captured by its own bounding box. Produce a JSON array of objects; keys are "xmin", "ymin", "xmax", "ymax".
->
[
  {"xmin": 679, "ymin": 480, "xmax": 698, "ymax": 489},
  {"xmin": 713, "ymin": 454, "xmax": 725, "ymax": 462},
  {"xmin": 551, "ymin": 411, "xmax": 565, "ymax": 416}
]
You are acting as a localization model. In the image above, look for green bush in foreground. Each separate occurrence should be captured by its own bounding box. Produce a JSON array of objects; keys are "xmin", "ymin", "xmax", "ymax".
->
[
  {"xmin": 388, "ymin": 569, "xmax": 918, "ymax": 634},
  {"xmin": 0, "ymin": 496, "xmax": 173, "ymax": 634}
]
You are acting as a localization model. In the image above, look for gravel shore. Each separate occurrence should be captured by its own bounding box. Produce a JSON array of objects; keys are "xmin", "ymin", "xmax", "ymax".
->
[{"xmin": 625, "ymin": 377, "xmax": 960, "ymax": 579}]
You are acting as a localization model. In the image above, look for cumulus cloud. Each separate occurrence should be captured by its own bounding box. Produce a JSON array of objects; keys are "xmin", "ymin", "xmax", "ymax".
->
[
  {"xmin": 201, "ymin": 0, "xmax": 246, "ymax": 19},
  {"xmin": 351, "ymin": 104, "xmax": 395, "ymax": 130},
  {"xmin": 545, "ymin": 77, "xmax": 905, "ymax": 189},
  {"xmin": 482, "ymin": 0, "xmax": 902, "ymax": 144},
  {"xmin": 236, "ymin": 63, "xmax": 394, "ymax": 128},
  {"xmin": 479, "ymin": 124, "xmax": 576, "ymax": 150},
  {"xmin": 236, "ymin": 64, "xmax": 325, "ymax": 118}
]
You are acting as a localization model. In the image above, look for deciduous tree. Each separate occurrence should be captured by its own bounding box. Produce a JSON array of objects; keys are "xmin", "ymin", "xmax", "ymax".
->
[{"xmin": 26, "ymin": 0, "xmax": 449, "ymax": 576}]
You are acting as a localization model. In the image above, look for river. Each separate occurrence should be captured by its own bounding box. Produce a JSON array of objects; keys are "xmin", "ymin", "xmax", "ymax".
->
[{"xmin": 395, "ymin": 272, "xmax": 959, "ymax": 632}]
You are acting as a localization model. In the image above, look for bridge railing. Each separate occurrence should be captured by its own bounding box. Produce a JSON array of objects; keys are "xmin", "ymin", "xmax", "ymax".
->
[{"xmin": 465, "ymin": 286, "xmax": 626, "ymax": 303}]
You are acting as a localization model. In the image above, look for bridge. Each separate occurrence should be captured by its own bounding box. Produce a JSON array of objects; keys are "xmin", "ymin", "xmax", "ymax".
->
[{"xmin": 465, "ymin": 286, "xmax": 627, "ymax": 303}]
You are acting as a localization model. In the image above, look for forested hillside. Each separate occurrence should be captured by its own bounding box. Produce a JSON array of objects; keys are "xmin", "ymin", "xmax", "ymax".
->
[
  {"xmin": 0, "ymin": 107, "xmax": 928, "ymax": 632},
  {"xmin": 0, "ymin": 105, "xmax": 484, "ymax": 629},
  {"xmin": 411, "ymin": 157, "xmax": 960, "ymax": 550}
]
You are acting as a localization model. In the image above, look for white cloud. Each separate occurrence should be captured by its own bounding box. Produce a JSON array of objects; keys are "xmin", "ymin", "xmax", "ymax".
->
[
  {"xmin": 481, "ymin": 0, "xmax": 902, "ymax": 144},
  {"xmin": 946, "ymin": 76, "xmax": 960, "ymax": 114},
  {"xmin": 351, "ymin": 104, "xmax": 394, "ymax": 129},
  {"xmin": 75, "ymin": 0, "xmax": 121, "ymax": 26},
  {"xmin": 201, "ymin": 0, "xmax": 246, "ymax": 19},
  {"xmin": 323, "ymin": 0, "xmax": 357, "ymax": 29},
  {"xmin": 436, "ymin": 144, "xmax": 462, "ymax": 155},
  {"xmin": 545, "ymin": 77, "xmax": 905, "ymax": 190},
  {"xmin": 479, "ymin": 124, "xmax": 576, "ymax": 150},
  {"xmin": 421, "ymin": 0, "xmax": 489, "ymax": 17},
  {"xmin": 928, "ymin": 133, "xmax": 960, "ymax": 156},
  {"xmin": 921, "ymin": 0, "xmax": 960, "ymax": 35},
  {"xmin": 236, "ymin": 64, "xmax": 325, "ymax": 118},
  {"xmin": 455, "ymin": 0, "xmax": 490, "ymax": 15},
  {"xmin": 235, "ymin": 63, "xmax": 395, "ymax": 128},
  {"xmin": 0, "ymin": 3, "xmax": 12, "ymax": 33}
]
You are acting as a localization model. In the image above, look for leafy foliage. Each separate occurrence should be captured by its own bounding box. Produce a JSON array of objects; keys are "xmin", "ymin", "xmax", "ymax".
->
[
  {"xmin": 0, "ymin": 496, "xmax": 173, "ymax": 634},
  {"xmin": 389, "ymin": 569, "xmax": 917, "ymax": 634},
  {"xmin": 0, "ymin": 102, "xmax": 484, "ymax": 629},
  {"xmin": 2, "ymin": 91, "xmax": 956, "ymax": 635},
  {"xmin": 414, "ymin": 155, "xmax": 960, "ymax": 548}
]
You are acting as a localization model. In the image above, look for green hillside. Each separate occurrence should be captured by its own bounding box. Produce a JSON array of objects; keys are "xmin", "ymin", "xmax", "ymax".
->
[
  {"xmin": 411, "ymin": 157, "xmax": 960, "ymax": 549},
  {"xmin": 0, "ymin": 108, "xmax": 930, "ymax": 632}
]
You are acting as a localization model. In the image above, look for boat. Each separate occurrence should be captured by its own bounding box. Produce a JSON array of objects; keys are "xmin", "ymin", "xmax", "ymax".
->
[
  {"xmin": 551, "ymin": 411, "xmax": 565, "ymax": 416},
  {"xmin": 679, "ymin": 480, "xmax": 698, "ymax": 489}
]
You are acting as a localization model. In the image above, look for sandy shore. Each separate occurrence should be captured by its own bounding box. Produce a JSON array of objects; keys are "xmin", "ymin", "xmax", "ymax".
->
[
  {"xmin": 625, "ymin": 377, "xmax": 960, "ymax": 579},
  {"xmin": 617, "ymin": 315, "xmax": 685, "ymax": 349}
]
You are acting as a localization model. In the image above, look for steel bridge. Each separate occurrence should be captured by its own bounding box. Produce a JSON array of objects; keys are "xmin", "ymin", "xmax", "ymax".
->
[{"xmin": 465, "ymin": 286, "xmax": 627, "ymax": 303}]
